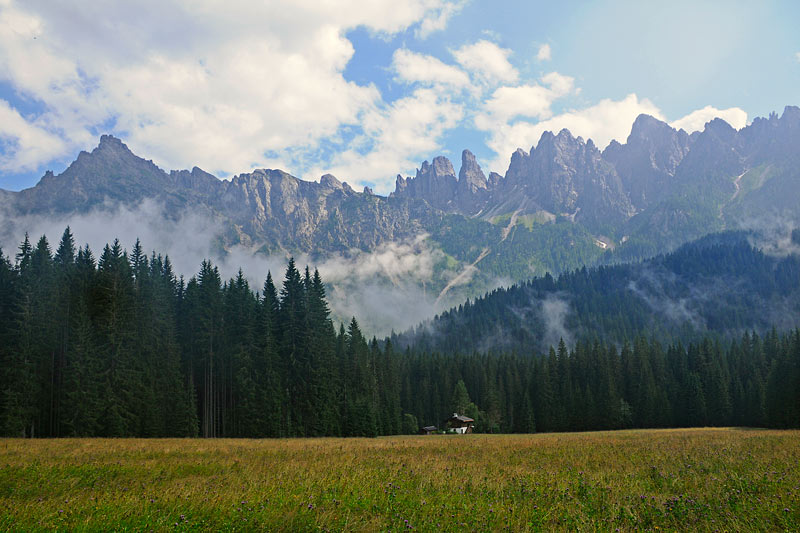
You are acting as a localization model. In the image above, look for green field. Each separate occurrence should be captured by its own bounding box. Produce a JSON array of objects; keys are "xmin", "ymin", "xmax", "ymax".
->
[{"xmin": 1, "ymin": 429, "xmax": 799, "ymax": 531}]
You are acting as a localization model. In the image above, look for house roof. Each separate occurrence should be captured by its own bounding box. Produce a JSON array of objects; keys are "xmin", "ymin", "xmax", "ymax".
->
[
  {"xmin": 448, "ymin": 414, "xmax": 474, "ymax": 423},
  {"xmin": 422, "ymin": 425, "xmax": 437, "ymax": 431}
]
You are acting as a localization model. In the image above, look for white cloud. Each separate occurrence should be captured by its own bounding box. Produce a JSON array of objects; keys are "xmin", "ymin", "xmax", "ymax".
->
[
  {"xmin": 306, "ymin": 88, "xmax": 463, "ymax": 193},
  {"xmin": 476, "ymin": 73, "xmax": 575, "ymax": 127},
  {"xmin": 0, "ymin": 100, "xmax": 68, "ymax": 172},
  {"xmin": 0, "ymin": 1, "xmax": 763, "ymax": 198},
  {"xmin": 541, "ymin": 72, "xmax": 575, "ymax": 96},
  {"xmin": 536, "ymin": 43, "xmax": 551, "ymax": 61},
  {"xmin": 481, "ymin": 85, "xmax": 559, "ymax": 122},
  {"xmin": 670, "ymin": 105, "xmax": 747, "ymax": 133},
  {"xmin": 796, "ymin": 51, "xmax": 800, "ymax": 62},
  {"xmin": 0, "ymin": 0, "xmax": 461, "ymax": 179},
  {"xmin": 0, "ymin": 200, "xmax": 449, "ymax": 336},
  {"xmin": 416, "ymin": 0, "xmax": 465, "ymax": 39},
  {"xmin": 452, "ymin": 39, "xmax": 518, "ymax": 85},
  {"xmin": 392, "ymin": 48, "xmax": 471, "ymax": 89}
]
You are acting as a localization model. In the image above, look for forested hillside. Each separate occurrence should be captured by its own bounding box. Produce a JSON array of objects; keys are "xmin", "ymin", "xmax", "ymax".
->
[
  {"xmin": 396, "ymin": 231, "xmax": 800, "ymax": 354},
  {"xmin": 1, "ymin": 228, "xmax": 799, "ymax": 438}
]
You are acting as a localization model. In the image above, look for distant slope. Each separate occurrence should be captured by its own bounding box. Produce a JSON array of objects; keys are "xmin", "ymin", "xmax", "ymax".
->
[{"xmin": 394, "ymin": 231, "xmax": 800, "ymax": 353}]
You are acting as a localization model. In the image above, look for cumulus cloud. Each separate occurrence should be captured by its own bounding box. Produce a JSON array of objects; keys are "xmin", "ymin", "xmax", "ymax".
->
[
  {"xmin": 0, "ymin": 100, "xmax": 68, "ymax": 172},
  {"xmin": 477, "ymin": 72, "xmax": 575, "ymax": 126},
  {"xmin": 536, "ymin": 43, "xmax": 551, "ymax": 61},
  {"xmin": 0, "ymin": 0, "xmax": 764, "ymax": 197},
  {"xmin": 416, "ymin": 0, "xmax": 466, "ymax": 39},
  {"xmin": 392, "ymin": 49, "xmax": 471, "ymax": 89},
  {"xmin": 306, "ymin": 88, "xmax": 463, "ymax": 192},
  {"xmin": 670, "ymin": 105, "xmax": 748, "ymax": 133},
  {"xmin": 0, "ymin": 0, "xmax": 462, "ymax": 182},
  {"xmin": 452, "ymin": 39, "xmax": 518, "ymax": 85}
]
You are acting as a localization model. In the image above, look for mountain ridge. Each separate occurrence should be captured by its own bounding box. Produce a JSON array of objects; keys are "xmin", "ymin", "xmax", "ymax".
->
[{"xmin": 2, "ymin": 106, "xmax": 799, "ymax": 318}]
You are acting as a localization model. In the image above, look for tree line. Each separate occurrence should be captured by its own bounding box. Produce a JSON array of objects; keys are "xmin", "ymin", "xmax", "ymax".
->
[{"xmin": 0, "ymin": 228, "xmax": 798, "ymax": 438}]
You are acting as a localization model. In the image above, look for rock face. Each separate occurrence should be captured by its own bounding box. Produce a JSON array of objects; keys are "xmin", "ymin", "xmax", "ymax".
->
[
  {"xmin": 7, "ymin": 135, "xmax": 436, "ymax": 254},
  {"xmin": 504, "ymin": 129, "xmax": 634, "ymax": 229},
  {"xmin": 394, "ymin": 130, "xmax": 635, "ymax": 230},
  {"xmin": 4, "ymin": 106, "xmax": 800, "ymax": 261},
  {"xmin": 392, "ymin": 156, "xmax": 458, "ymax": 212},
  {"xmin": 392, "ymin": 150, "xmax": 490, "ymax": 215},
  {"xmin": 603, "ymin": 114, "xmax": 690, "ymax": 209},
  {"xmin": 393, "ymin": 106, "xmax": 800, "ymax": 237},
  {"xmin": 456, "ymin": 150, "xmax": 489, "ymax": 214}
]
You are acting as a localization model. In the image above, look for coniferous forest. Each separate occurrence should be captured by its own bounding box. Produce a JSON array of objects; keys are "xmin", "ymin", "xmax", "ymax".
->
[{"xmin": 1, "ymin": 227, "xmax": 799, "ymax": 438}]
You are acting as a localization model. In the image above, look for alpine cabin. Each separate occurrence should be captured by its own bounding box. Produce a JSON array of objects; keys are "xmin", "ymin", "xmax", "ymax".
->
[{"xmin": 446, "ymin": 413, "xmax": 474, "ymax": 434}]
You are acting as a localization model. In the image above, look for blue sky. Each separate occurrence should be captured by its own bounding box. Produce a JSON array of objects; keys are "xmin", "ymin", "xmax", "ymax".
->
[{"xmin": 0, "ymin": 1, "xmax": 798, "ymax": 193}]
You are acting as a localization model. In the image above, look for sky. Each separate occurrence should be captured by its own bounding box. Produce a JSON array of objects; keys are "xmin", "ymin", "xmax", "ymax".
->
[{"xmin": 0, "ymin": 0, "xmax": 798, "ymax": 194}]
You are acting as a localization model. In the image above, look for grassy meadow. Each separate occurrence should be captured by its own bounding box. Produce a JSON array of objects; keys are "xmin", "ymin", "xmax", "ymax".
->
[{"xmin": 1, "ymin": 428, "xmax": 799, "ymax": 531}]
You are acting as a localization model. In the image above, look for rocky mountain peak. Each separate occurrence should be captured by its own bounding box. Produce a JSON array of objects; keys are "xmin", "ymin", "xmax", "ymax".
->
[
  {"xmin": 556, "ymin": 128, "xmax": 574, "ymax": 142},
  {"xmin": 458, "ymin": 149, "xmax": 487, "ymax": 191},
  {"xmin": 392, "ymin": 156, "xmax": 459, "ymax": 210},
  {"xmin": 392, "ymin": 174, "xmax": 407, "ymax": 196},
  {"xmin": 320, "ymin": 174, "xmax": 344, "ymax": 190},
  {"xmin": 603, "ymin": 113, "xmax": 690, "ymax": 210},
  {"xmin": 87, "ymin": 134, "xmax": 141, "ymax": 163},
  {"xmin": 625, "ymin": 114, "xmax": 689, "ymax": 156},
  {"xmin": 504, "ymin": 147, "xmax": 531, "ymax": 186},
  {"xmin": 97, "ymin": 134, "xmax": 127, "ymax": 150},
  {"xmin": 629, "ymin": 114, "xmax": 671, "ymax": 138},
  {"xmin": 510, "ymin": 147, "xmax": 529, "ymax": 163},
  {"xmin": 428, "ymin": 156, "xmax": 456, "ymax": 178},
  {"xmin": 781, "ymin": 105, "xmax": 800, "ymax": 126},
  {"xmin": 704, "ymin": 117, "xmax": 737, "ymax": 137}
]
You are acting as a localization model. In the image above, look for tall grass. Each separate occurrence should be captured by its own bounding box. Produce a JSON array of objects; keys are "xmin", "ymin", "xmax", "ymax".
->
[{"xmin": 1, "ymin": 428, "xmax": 798, "ymax": 531}]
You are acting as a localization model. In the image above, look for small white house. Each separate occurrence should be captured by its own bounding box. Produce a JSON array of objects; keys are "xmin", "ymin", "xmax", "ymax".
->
[{"xmin": 446, "ymin": 413, "xmax": 474, "ymax": 434}]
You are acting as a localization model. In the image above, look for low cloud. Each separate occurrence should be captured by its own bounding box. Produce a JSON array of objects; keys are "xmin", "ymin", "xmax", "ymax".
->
[
  {"xmin": 627, "ymin": 269, "xmax": 706, "ymax": 330},
  {"xmin": 740, "ymin": 214, "xmax": 800, "ymax": 257},
  {"xmin": 541, "ymin": 293, "xmax": 571, "ymax": 349},
  {"xmin": 0, "ymin": 199, "xmax": 226, "ymax": 278},
  {"xmin": 0, "ymin": 200, "xmax": 461, "ymax": 337}
]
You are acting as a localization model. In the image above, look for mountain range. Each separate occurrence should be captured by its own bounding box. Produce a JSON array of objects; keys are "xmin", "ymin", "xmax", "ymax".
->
[{"xmin": 1, "ymin": 106, "xmax": 799, "ymax": 320}]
